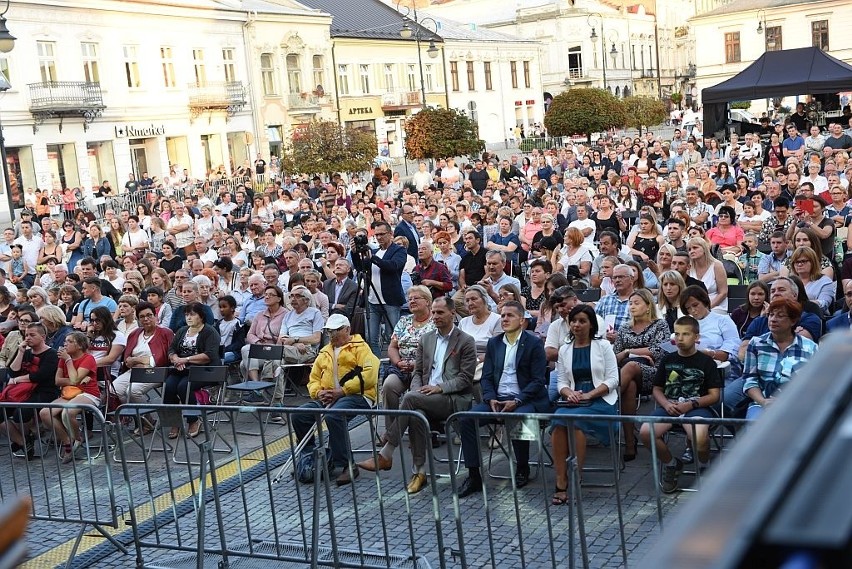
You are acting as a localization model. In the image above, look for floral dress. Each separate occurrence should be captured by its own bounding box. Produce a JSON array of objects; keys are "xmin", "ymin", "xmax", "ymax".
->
[{"xmin": 613, "ymin": 319, "xmax": 670, "ymax": 394}]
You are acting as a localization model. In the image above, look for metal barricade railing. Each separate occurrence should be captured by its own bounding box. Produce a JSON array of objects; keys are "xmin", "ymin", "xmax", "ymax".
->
[
  {"xmin": 443, "ymin": 410, "xmax": 747, "ymax": 569},
  {"xmin": 0, "ymin": 402, "xmax": 124, "ymax": 568},
  {"xmin": 6, "ymin": 399, "xmax": 750, "ymax": 568},
  {"xmin": 112, "ymin": 404, "xmax": 449, "ymax": 569}
]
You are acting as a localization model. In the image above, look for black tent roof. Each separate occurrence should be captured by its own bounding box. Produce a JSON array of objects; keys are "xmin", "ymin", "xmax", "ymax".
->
[{"xmin": 702, "ymin": 47, "xmax": 852, "ymax": 104}]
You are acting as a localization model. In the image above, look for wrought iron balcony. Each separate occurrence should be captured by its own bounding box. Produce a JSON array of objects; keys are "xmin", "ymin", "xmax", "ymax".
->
[
  {"xmin": 380, "ymin": 90, "xmax": 422, "ymax": 110},
  {"xmin": 188, "ymin": 81, "xmax": 247, "ymax": 120},
  {"xmin": 28, "ymin": 81, "xmax": 105, "ymax": 133}
]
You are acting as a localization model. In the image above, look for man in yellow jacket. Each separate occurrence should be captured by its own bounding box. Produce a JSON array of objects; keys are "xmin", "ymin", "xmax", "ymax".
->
[{"xmin": 292, "ymin": 314, "xmax": 379, "ymax": 486}]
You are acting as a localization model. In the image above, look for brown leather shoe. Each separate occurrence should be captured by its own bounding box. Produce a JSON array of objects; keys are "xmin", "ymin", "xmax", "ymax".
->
[
  {"xmin": 336, "ymin": 464, "xmax": 360, "ymax": 486},
  {"xmin": 406, "ymin": 473, "xmax": 427, "ymax": 494},
  {"xmin": 356, "ymin": 454, "xmax": 392, "ymax": 472}
]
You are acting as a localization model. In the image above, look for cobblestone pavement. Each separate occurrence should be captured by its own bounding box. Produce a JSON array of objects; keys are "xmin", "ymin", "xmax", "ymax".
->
[{"xmin": 15, "ymin": 399, "xmax": 709, "ymax": 569}]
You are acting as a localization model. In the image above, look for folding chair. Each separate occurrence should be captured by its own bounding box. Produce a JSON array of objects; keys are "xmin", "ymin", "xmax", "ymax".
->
[
  {"xmin": 232, "ymin": 344, "xmax": 281, "ymax": 402},
  {"xmin": 172, "ymin": 366, "xmax": 234, "ymax": 466},
  {"xmin": 113, "ymin": 367, "xmax": 168, "ymax": 463},
  {"xmin": 487, "ymin": 416, "xmax": 553, "ymax": 481}
]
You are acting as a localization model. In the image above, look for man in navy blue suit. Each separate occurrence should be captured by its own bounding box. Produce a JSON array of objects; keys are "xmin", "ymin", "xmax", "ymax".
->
[
  {"xmin": 363, "ymin": 221, "xmax": 407, "ymax": 357},
  {"xmin": 393, "ymin": 205, "xmax": 420, "ymax": 259},
  {"xmin": 457, "ymin": 300, "xmax": 550, "ymax": 496}
]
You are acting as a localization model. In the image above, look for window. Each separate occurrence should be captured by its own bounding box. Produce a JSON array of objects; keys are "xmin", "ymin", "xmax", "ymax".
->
[
  {"xmin": 724, "ymin": 32, "xmax": 741, "ymax": 63},
  {"xmin": 222, "ymin": 48, "xmax": 236, "ymax": 82},
  {"xmin": 80, "ymin": 42, "xmax": 100, "ymax": 83},
  {"xmin": 407, "ymin": 64, "xmax": 416, "ymax": 92},
  {"xmin": 812, "ymin": 20, "xmax": 829, "ymax": 51},
  {"xmin": 260, "ymin": 53, "xmax": 276, "ymax": 96},
  {"xmin": 424, "ymin": 64, "xmax": 435, "ymax": 92},
  {"xmin": 765, "ymin": 26, "xmax": 782, "ymax": 51},
  {"xmin": 466, "ymin": 61, "xmax": 475, "ymax": 91},
  {"xmin": 567, "ymin": 47, "xmax": 583, "ymax": 79},
  {"xmin": 359, "ymin": 64, "xmax": 370, "ymax": 94},
  {"xmin": 286, "ymin": 54, "xmax": 301, "ymax": 94},
  {"xmin": 484, "ymin": 61, "xmax": 492, "ymax": 90},
  {"xmin": 0, "ymin": 56, "xmax": 9, "ymax": 84},
  {"xmin": 37, "ymin": 41, "xmax": 57, "ymax": 83},
  {"xmin": 312, "ymin": 55, "xmax": 324, "ymax": 91},
  {"xmin": 510, "ymin": 61, "xmax": 518, "ymax": 88},
  {"xmin": 384, "ymin": 63, "xmax": 395, "ymax": 91},
  {"xmin": 523, "ymin": 61, "xmax": 531, "ymax": 88},
  {"xmin": 337, "ymin": 64, "xmax": 349, "ymax": 95},
  {"xmin": 192, "ymin": 49, "xmax": 207, "ymax": 86},
  {"xmin": 160, "ymin": 47, "xmax": 176, "ymax": 87},
  {"xmin": 122, "ymin": 45, "xmax": 141, "ymax": 88},
  {"xmin": 450, "ymin": 61, "xmax": 459, "ymax": 92},
  {"xmin": 467, "ymin": 101, "xmax": 478, "ymax": 122}
]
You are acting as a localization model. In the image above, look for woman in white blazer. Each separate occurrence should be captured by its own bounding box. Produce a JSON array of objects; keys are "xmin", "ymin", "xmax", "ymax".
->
[{"xmin": 551, "ymin": 304, "xmax": 619, "ymax": 506}]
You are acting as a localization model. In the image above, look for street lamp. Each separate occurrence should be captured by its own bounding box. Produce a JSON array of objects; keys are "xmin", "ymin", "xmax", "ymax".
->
[
  {"xmin": 587, "ymin": 13, "xmax": 607, "ymax": 90},
  {"xmin": 0, "ymin": 0, "xmax": 15, "ymax": 222},
  {"xmin": 396, "ymin": 1, "xmax": 439, "ymax": 110}
]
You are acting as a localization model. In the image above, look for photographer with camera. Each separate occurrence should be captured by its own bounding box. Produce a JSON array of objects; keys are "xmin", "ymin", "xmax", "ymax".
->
[
  {"xmin": 351, "ymin": 221, "xmax": 407, "ymax": 357},
  {"xmin": 412, "ymin": 241, "xmax": 452, "ymax": 298}
]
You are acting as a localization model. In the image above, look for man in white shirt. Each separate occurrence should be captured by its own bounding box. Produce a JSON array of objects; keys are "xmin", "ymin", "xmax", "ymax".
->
[
  {"xmin": 356, "ymin": 296, "xmax": 477, "ymax": 494},
  {"xmin": 411, "ymin": 161, "xmax": 433, "ymax": 191},
  {"xmin": 440, "ymin": 158, "xmax": 461, "ymax": 190},
  {"xmin": 13, "ymin": 221, "xmax": 43, "ymax": 279},
  {"xmin": 166, "ymin": 202, "xmax": 194, "ymax": 256}
]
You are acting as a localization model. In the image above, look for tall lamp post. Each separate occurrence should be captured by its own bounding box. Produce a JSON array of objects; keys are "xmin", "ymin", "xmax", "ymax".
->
[
  {"xmin": 397, "ymin": 1, "xmax": 439, "ymax": 109},
  {"xmin": 0, "ymin": 0, "xmax": 15, "ymax": 222},
  {"xmin": 587, "ymin": 13, "xmax": 607, "ymax": 91}
]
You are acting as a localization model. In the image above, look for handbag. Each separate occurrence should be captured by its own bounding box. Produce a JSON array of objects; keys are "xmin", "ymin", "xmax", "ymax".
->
[
  {"xmin": 0, "ymin": 381, "xmax": 37, "ymax": 403},
  {"xmin": 61, "ymin": 385, "xmax": 83, "ymax": 400}
]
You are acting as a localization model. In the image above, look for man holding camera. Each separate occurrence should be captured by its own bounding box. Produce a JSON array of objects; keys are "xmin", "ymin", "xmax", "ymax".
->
[
  {"xmin": 412, "ymin": 241, "xmax": 452, "ymax": 298},
  {"xmin": 355, "ymin": 221, "xmax": 407, "ymax": 357}
]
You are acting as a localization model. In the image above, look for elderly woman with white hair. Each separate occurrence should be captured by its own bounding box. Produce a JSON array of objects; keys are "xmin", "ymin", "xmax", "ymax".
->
[
  {"xmin": 25, "ymin": 286, "xmax": 50, "ymax": 311},
  {"xmin": 193, "ymin": 274, "xmax": 220, "ymax": 319},
  {"xmin": 36, "ymin": 304, "xmax": 73, "ymax": 351}
]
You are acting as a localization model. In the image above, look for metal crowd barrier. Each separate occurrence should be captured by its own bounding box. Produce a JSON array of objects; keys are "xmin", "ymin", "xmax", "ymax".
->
[
  {"xmin": 2, "ymin": 399, "xmax": 752, "ymax": 568},
  {"xmin": 0, "ymin": 402, "xmax": 124, "ymax": 568}
]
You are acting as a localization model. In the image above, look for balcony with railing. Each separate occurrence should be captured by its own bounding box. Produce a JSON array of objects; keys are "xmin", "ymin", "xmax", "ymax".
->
[
  {"xmin": 28, "ymin": 81, "xmax": 105, "ymax": 133},
  {"xmin": 188, "ymin": 81, "xmax": 247, "ymax": 120},
  {"xmin": 287, "ymin": 92, "xmax": 324, "ymax": 111},
  {"xmin": 381, "ymin": 90, "xmax": 422, "ymax": 111}
]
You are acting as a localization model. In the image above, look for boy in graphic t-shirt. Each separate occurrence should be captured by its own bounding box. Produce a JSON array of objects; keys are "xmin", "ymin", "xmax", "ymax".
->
[{"xmin": 640, "ymin": 315, "xmax": 721, "ymax": 493}]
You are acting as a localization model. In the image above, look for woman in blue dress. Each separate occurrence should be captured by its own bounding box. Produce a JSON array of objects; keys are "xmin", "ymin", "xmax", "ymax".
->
[{"xmin": 551, "ymin": 304, "xmax": 619, "ymax": 505}]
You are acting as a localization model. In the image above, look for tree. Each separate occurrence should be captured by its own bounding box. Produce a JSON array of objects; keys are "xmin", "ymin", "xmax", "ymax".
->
[
  {"xmin": 670, "ymin": 92, "xmax": 683, "ymax": 110},
  {"xmin": 544, "ymin": 88, "xmax": 626, "ymax": 137},
  {"xmin": 404, "ymin": 107, "xmax": 484, "ymax": 160},
  {"xmin": 279, "ymin": 120, "xmax": 377, "ymax": 176},
  {"xmin": 621, "ymin": 96, "xmax": 668, "ymax": 136}
]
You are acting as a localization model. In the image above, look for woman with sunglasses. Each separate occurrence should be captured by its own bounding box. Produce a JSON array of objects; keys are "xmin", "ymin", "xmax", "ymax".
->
[
  {"xmin": 165, "ymin": 302, "xmax": 221, "ymax": 439},
  {"xmin": 0, "ymin": 310, "xmax": 35, "ymax": 367},
  {"xmin": 87, "ymin": 306, "xmax": 126, "ymax": 385}
]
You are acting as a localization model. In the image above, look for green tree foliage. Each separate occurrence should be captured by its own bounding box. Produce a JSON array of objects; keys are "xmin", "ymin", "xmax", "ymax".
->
[
  {"xmin": 622, "ymin": 96, "xmax": 668, "ymax": 136},
  {"xmin": 280, "ymin": 120, "xmax": 377, "ymax": 176},
  {"xmin": 670, "ymin": 92, "xmax": 683, "ymax": 109},
  {"xmin": 730, "ymin": 100, "xmax": 752, "ymax": 110},
  {"xmin": 404, "ymin": 108, "xmax": 484, "ymax": 160},
  {"xmin": 544, "ymin": 88, "xmax": 627, "ymax": 137}
]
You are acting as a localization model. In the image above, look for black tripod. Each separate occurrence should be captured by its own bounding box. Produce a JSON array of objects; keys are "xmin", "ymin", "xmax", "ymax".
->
[{"xmin": 350, "ymin": 252, "xmax": 396, "ymax": 357}]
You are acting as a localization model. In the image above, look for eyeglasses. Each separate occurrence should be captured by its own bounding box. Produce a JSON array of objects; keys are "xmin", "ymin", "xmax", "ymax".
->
[
  {"xmin": 793, "ymin": 259, "xmax": 810, "ymax": 265},
  {"xmin": 373, "ymin": 232, "xmax": 388, "ymax": 237},
  {"xmin": 89, "ymin": 317, "xmax": 101, "ymax": 323},
  {"xmin": 263, "ymin": 292, "xmax": 281, "ymax": 298},
  {"xmin": 17, "ymin": 319, "xmax": 32, "ymax": 324},
  {"xmin": 138, "ymin": 313, "xmax": 155, "ymax": 319}
]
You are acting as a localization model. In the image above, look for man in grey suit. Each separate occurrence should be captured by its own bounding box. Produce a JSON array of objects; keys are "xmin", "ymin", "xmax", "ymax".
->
[
  {"xmin": 322, "ymin": 258, "xmax": 359, "ymax": 316},
  {"xmin": 357, "ymin": 296, "xmax": 476, "ymax": 494}
]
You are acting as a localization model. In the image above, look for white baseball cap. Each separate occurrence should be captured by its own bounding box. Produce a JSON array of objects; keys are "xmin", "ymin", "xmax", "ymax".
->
[{"xmin": 324, "ymin": 314, "xmax": 350, "ymax": 330}]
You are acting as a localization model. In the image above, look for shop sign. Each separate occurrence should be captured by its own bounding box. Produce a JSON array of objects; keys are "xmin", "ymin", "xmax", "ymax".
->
[
  {"xmin": 348, "ymin": 107, "xmax": 373, "ymax": 115},
  {"xmin": 115, "ymin": 124, "xmax": 166, "ymax": 138}
]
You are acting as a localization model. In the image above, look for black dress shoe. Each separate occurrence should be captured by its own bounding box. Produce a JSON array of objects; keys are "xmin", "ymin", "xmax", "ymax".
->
[
  {"xmin": 457, "ymin": 476, "xmax": 482, "ymax": 498},
  {"xmin": 514, "ymin": 466, "xmax": 530, "ymax": 488}
]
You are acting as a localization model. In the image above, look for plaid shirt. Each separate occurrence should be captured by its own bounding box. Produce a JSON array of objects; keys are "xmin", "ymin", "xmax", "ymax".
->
[
  {"xmin": 595, "ymin": 293, "xmax": 631, "ymax": 330},
  {"xmin": 758, "ymin": 214, "xmax": 794, "ymax": 244},
  {"xmin": 738, "ymin": 251, "xmax": 764, "ymax": 284},
  {"xmin": 231, "ymin": 202, "xmax": 252, "ymax": 224},
  {"xmin": 413, "ymin": 259, "xmax": 452, "ymax": 297},
  {"xmin": 742, "ymin": 332, "xmax": 818, "ymax": 397}
]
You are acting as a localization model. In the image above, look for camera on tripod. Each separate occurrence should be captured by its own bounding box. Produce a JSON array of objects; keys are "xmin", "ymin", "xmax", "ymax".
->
[{"xmin": 353, "ymin": 233, "xmax": 371, "ymax": 254}]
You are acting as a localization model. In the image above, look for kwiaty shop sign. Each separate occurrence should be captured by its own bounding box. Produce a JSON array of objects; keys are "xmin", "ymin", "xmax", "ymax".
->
[{"xmin": 114, "ymin": 124, "xmax": 166, "ymax": 138}]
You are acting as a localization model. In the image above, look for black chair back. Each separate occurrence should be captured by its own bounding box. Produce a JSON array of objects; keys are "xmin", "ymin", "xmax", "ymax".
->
[
  {"xmin": 248, "ymin": 344, "xmax": 284, "ymax": 361},
  {"xmin": 129, "ymin": 367, "xmax": 168, "ymax": 385},
  {"xmin": 576, "ymin": 288, "xmax": 602, "ymax": 303}
]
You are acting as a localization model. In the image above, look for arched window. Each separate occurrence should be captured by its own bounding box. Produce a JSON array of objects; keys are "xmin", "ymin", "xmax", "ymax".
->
[{"xmin": 615, "ymin": 86, "xmax": 621, "ymax": 97}]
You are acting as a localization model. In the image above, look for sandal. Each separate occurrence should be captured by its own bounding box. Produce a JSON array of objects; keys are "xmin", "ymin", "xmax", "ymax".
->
[
  {"xmin": 168, "ymin": 427, "xmax": 180, "ymax": 440},
  {"xmin": 552, "ymin": 487, "xmax": 569, "ymax": 506},
  {"xmin": 187, "ymin": 423, "xmax": 203, "ymax": 438}
]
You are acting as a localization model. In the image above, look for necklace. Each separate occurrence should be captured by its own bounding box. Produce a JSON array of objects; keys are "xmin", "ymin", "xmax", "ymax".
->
[{"xmin": 413, "ymin": 315, "xmax": 430, "ymax": 326}]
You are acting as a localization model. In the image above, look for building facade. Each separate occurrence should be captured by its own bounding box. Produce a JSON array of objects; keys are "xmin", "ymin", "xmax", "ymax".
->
[
  {"xmin": 0, "ymin": 0, "xmax": 333, "ymax": 219},
  {"xmin": 430, "ymin": 17, "xmax": 544, "ymax": 144},
  {"xmin": 690, "ymin": 0, "xmax": 852, "ymax": 112}
]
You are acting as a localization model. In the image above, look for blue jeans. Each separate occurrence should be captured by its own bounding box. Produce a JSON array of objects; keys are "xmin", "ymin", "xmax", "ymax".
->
[
  {"xmin": 292, "ymin": 396, "xmax": 372, "ymax": 466},
  {"xmin": 223, "ymin": 352, "xmax": 238, "ymax": 364},
  {"xmin": 722, "ymin": 376, "xmax": 749, "ymax": 418},
  {"xmin": 367, "ymin": 302, "xmax": 401, "ymax": 358}
]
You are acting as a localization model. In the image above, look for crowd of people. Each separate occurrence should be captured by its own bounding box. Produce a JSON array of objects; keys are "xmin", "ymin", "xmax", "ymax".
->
[{"xmin": 0, "ymin": 113, "xmax": 849, "ymax": 495}]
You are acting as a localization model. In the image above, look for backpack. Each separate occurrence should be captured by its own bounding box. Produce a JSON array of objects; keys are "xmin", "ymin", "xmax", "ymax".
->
[{"xmin": 296, "ymin": 448, "xmax": 332, "ymax": 484}]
